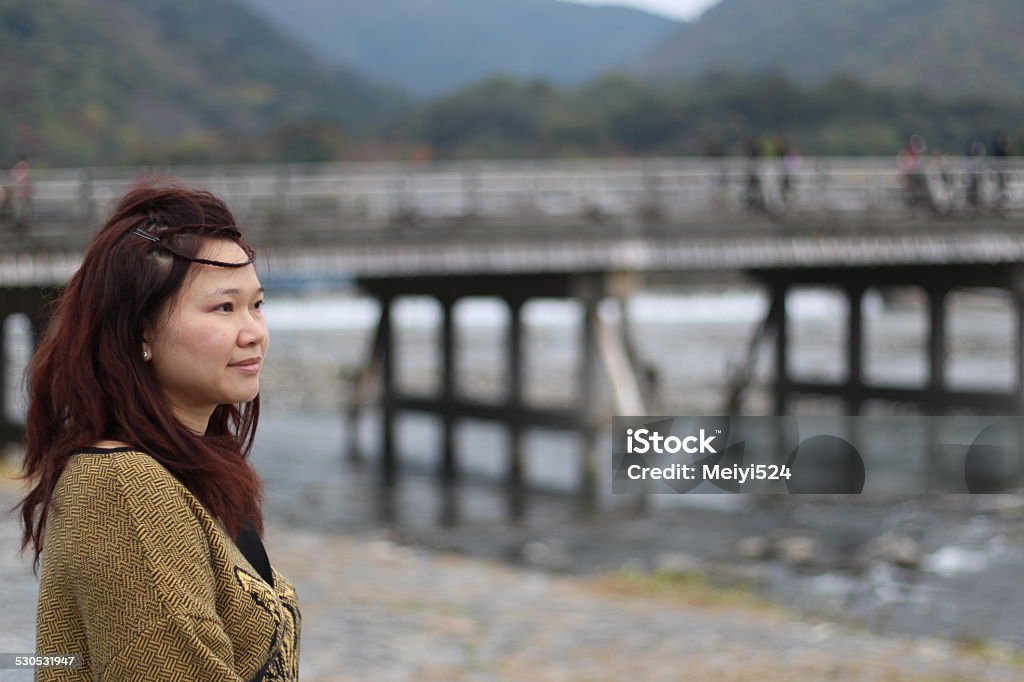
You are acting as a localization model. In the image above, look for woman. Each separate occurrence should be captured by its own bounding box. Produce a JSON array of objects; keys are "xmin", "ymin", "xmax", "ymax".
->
[{"xmin": 17, "ymin": 185, "xmax": 300, "ymax": 680}]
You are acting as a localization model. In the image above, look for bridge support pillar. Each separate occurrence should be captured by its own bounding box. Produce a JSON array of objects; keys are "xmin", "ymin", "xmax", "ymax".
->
[
  {"xmin": 1013, "ymin": 265, "xmax": 1024, "ymax": 413},
  {"xmin": 379, "ymin": 296, "xmax": 397, "ymax": 487},
  {"xmin": 754, "ymin": 264, "xmax": 1024, "ymax": 415},
  {"xmin": 927, "ymin": 285, "xmax": 948, "ymax": 413},
  {"xmin": 1017, "ymin": 294, "xmax": 1024, "ymax": 412},
  {"xmin": 577, "ymin": 289, "xmax": 601, "ymax": 511},
  {"xmin": 0, "ymin": 286, "xmax": 51, "ymax": 446},
  {"xmin": 506, "ymin": 296, "xmax": 526, "ymax": 518},
  {"xmin": 0, "ymin": 310, "xmax": 9, "ymax": 443},
  {"xmin": 846, "ymin": 284, "xmax": 865, "ymax": 415},
  {"xmin": 440, "ymin": 296, "xmax": 457, "ymax": 487},
  {"xmin": 769, "ymin": 282, "xmax": 789, "ymax": 415},
  {"xmin": 355, "ymin": 272, "xmax": 648, "ymax": 513}
]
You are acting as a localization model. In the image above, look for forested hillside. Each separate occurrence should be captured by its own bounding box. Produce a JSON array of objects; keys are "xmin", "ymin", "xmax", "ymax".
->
[
  {"xmin": 389, "ymin": 72, "xmax": 1024, "ymax": 158},
  {"xmin": 0, "ymin": 0, "xmax": 405, "ymax": 165},
  {"xmin": 639, "ymin": 0, "xmax": 1024, "ymax": 101}
]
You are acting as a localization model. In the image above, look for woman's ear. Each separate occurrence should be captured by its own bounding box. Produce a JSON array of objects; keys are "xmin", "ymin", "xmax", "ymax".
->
[{"xmin": 141, "ymin": 324, "xmax": 153, "ymax": 362}]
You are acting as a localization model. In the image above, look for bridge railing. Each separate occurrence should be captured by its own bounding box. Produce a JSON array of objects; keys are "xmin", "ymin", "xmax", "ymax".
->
[{"xmin": 5, "ymin": 157, "xmax": 1023, "ymax": 244}]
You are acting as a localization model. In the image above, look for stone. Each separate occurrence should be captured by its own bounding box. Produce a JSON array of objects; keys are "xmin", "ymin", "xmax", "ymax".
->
[
  {"xmin": 774, "ymin": 535, "xmax": 820, "ymax": 568},
  {"xmin": 736, "ymin": 535, "xmax": 772, "ymax": 560},
  {"xmin": 654, "ymin": 551, "xmax": 701, "ymax": 575},
  {"xmin": 521, "ymin": 539, "xmax": 573, "ymax": 572},
  {"xmin": 869, "ymin": 533, "xmax": 923, "ymax": 569}
]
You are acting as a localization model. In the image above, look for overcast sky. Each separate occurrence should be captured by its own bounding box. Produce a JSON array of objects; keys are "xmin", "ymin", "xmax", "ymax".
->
[{"xmin": 568, "ymin": 0, "xmax": 721, "ymax": 21}]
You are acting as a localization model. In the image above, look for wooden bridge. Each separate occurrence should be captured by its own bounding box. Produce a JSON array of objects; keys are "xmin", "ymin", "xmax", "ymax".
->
[
  {"xmin": 2, "ymin": 157, "xmax": 1023, "ymax": 502},
  {"xmin": 3, "ymin": 156, "xmax": 1023, "ymax": 278}
]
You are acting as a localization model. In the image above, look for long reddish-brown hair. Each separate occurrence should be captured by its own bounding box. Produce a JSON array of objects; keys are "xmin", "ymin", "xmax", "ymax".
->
[{"xmin": 18, "ymin": 185, "xmax": 264, "ymax": 569}]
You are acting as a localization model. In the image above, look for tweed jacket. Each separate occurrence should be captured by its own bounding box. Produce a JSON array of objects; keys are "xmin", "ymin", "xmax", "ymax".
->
[{"xmin": 34, "ymin": 447, "xmax": 300, "ymax": 681}]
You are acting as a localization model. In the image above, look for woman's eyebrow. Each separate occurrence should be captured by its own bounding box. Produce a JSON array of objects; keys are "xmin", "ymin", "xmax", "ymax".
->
[{"xmin": 206, "ymin": 287, "xmax": 265, "ymax": 297}]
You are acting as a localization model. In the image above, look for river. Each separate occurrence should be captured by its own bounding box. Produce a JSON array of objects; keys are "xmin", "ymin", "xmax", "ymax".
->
[{"xmin": 4, "ymin": 285, "xmax": 1024, "ymax": 647}]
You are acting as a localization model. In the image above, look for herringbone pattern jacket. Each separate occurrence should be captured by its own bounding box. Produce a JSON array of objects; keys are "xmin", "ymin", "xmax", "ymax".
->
[{"xmin": 35, "ymin": 447, "xmax": 300, "ymax": 681}]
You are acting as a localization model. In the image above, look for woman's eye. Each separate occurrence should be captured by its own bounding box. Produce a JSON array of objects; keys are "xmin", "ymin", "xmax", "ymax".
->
[
  {"xmin": 254, "ymin": 299, "xmax": 264, "ymax": 310},
  {"xmin": 216, "ymin": 302, "xmax": 234, "ymax": 312}
]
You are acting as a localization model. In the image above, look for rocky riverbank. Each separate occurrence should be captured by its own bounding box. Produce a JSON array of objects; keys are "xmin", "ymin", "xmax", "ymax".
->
[{"xmin": 4, "ymin": 460, "xmax": 1024, "ymax": 681}]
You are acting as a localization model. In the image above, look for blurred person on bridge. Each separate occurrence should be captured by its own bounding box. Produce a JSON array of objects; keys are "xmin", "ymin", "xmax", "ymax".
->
[
  {"xmin": 774, "ymin": 136, "xmax": 800, "ymax": 207},
  {"xmin": 744, "ymin": 136, "xmax": 765, "ymax": 212},
  {"xmin": 898, "ymin": 133, "xmax": 935, "ymax": 212},
  {"xmin": 965, "ymin": 138, "xmax": 988, "ymax": 213},
  {"xmin": 0, "ymin": 179, "xmax": 10, "ymax": 226},
  {"xmin": 10, "ymin": 156, "xmax": 33, "ymax": 231},
  {"xmin": 991, "ymin": 131, "xmax": 1012, "ymax": 211}
]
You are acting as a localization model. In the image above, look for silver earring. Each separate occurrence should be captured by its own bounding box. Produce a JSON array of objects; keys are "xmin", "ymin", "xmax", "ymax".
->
[{"xmin": 142, "ymin": 350, "xmax": 150, "ymax": 360}]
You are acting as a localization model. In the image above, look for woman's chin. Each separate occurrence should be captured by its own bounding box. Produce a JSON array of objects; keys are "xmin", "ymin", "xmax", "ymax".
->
[{"xmin": 225, "ymin": 384, "xmax": 261, "ymax": 406}]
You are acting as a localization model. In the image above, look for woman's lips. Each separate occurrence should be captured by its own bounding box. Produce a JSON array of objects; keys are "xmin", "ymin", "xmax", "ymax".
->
[{"xmin": 229, "ymin": 358, "xmax": 261, "ymax": 373}]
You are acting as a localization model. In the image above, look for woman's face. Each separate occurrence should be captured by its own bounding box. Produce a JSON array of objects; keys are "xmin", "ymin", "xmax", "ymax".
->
[{"xmin": 143, "ymin": 240, "xmax": 268, "ymax": 433}]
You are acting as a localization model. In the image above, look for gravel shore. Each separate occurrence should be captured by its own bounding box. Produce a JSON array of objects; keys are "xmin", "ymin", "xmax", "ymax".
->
[{"xmin": 3, "ymin": 471, "xmax": 1022, "ymax": 682}]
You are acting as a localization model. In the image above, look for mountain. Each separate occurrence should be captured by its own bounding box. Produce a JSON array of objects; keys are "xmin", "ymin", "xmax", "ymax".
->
[
  {"xmin": 236, "ymin": 0, "xmax": 677, "ymax": 97},
  {"xmin": 0, "ymin": 0, "xmax": 406, "ymax": 165},
  {"xmin": 638, "ymin": 0, "xmax": 1024, "ymax": 101}
]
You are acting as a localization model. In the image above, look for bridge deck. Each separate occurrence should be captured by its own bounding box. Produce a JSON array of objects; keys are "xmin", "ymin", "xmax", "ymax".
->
[{"xmin": 5, "ymin": 225, "xmax": 1024, "ymax": 287}]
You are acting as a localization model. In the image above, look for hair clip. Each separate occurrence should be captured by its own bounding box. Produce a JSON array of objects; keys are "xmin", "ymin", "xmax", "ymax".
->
[
  {"xmin": 131, "ymin": 228, "xmax": 160, "ymax": 243},
  {"xmin": 130, "ymin": 223, "xmax": 254, "ymax": 268}
]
